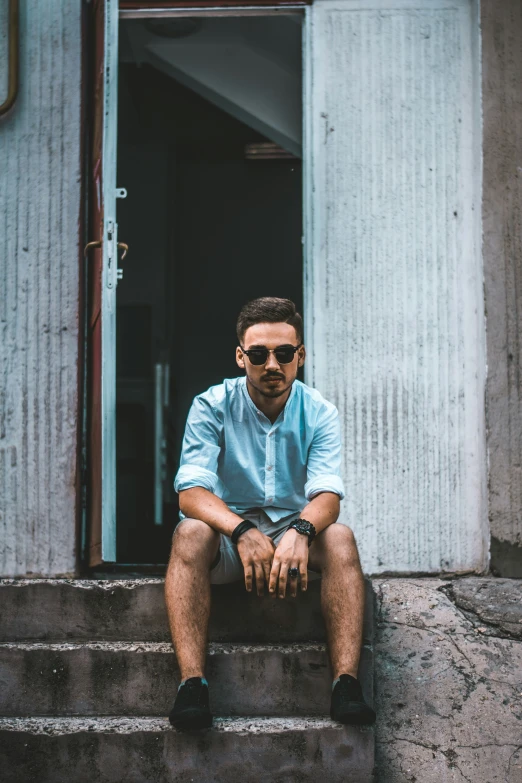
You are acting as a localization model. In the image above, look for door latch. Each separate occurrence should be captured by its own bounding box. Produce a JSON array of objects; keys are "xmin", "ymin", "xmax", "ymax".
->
[
  {"xmin": 116, "ymin": 242, "xmax": 128, "ymax": 282},
  {"xmin": 84, "ymin": 235, "xmax": 128, "ymax": 286}
]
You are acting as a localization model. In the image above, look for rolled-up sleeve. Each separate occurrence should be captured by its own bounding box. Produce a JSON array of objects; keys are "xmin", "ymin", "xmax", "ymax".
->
[
  {"xmin": 174, "ymin": 395, "xmax": 223, "ymax": 494},
  {"xmin": 304, "ymin": 404, "xmax": 345, "ymax": 500}
]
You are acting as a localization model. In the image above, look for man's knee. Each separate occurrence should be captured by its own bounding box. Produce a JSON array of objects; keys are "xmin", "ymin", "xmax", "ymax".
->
[
  {"xmin": 171, "ymin": 518, "xmax": 220, "ymax": 566},
  {"xmin": 316, "ymin": 524, "xmax": 361, "ymax": 568}
]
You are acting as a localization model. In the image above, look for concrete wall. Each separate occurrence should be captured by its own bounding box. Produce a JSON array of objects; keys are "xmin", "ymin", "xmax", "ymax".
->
[
  {"xmin": 482, "ymin": 0, "xmax": 522, "ymax": 577},
  {"xmin": 0, "ymin": 1, "xmax": 82, "ymax": 576},
  {"xmin": 306, "ymin": 0, "xmax": 488, "ymax": 574}
]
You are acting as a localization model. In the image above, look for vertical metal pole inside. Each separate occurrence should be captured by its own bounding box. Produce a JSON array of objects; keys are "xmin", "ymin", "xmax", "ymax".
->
[
  {"xmin": 154, "ymin": 363, "xmax": 164, "ymax": 526},
  {"xmin": 302, "ymin": 5, "xmax": 313, "ymax": 388}
]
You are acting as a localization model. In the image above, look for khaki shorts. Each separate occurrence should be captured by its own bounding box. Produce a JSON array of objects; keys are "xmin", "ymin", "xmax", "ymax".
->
[{"xmin": 177, "ymin": 508, "xmax": 301, "ymax": 585}]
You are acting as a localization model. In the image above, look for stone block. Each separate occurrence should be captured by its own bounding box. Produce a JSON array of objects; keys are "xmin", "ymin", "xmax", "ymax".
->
[
  {"xmin": 0, "ymin": 642, "xmax": 373, "ymax": 718},
  {"xmin": 0, "ymin": 717, "xmax": 375, "ymax": 783},
  {"xmin": 0, "ymin": 578, "xmax": 374, "ymax": 645}
]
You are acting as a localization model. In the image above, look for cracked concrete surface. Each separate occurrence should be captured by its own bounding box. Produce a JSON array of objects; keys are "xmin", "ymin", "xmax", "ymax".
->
[
  {"xmin": 373, "ymin": 579, "xmax": 522, "ymax": 782},
  {"xmin": 448, "ymin": 579, "xmax": 522, "ymax": 640}
]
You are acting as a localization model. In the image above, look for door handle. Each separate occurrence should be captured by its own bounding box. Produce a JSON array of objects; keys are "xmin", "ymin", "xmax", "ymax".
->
[
  {"xmin": 85, "ymin": 241, "xmax": 128, "ymax": 258},
  {"xmin": 84, "ymin": 240, "xmax": 102, "ymax": 257}
]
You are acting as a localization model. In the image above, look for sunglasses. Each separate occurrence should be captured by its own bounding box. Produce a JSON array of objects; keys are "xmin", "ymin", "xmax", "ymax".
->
[{"xmin": 241, "ymin": 343, "xmax": 303, "ymax": 366}]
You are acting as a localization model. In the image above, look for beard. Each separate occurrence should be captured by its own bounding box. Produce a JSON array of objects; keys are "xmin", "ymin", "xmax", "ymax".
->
[
  {"xmin": 258, "ymin": 385, "xmax": 290, "ymax": 398},
  {"xmin": 255, "ymin": 373, "xmax": 293, "ymax": 398}
]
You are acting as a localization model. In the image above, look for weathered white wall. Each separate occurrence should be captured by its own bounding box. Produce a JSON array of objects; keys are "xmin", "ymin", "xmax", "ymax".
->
[
  {"xmin": 481, "ymin": 0, "xmax": 522, "ymax": 577},
  {"xmin": 305, "ymin": 0, "xmax": 488, "ymax": 573},
  {"xmin": 0, "ymin": 1, "xmax": 82, "ymax": 576}
]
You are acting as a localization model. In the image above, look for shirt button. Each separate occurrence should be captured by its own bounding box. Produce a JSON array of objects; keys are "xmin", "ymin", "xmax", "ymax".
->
[
  {"xmin": 267, "ymin": 466, "xmax": 273, "ymax": 471},
  {"xmin": 267, "ymin": 498, "xmax": 273, "ymax": 502}
]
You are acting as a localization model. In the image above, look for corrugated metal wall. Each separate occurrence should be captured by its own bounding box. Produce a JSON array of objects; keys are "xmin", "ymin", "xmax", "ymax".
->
[
  {"xmin": 0, "ymin": 1, "xmax": 82, "ymax": 576},
  {"xmin": 306, "ymin": 0, "xmax": 488, "ymax": 573}
]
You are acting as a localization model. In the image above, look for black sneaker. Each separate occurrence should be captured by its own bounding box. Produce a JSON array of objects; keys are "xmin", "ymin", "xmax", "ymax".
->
[
  {"xmin": 169, "ymin": 677, "xmax": 213, "ymax": 731},
  {"xmin": 330, "ymin": 674, "xmax": 376, "ymax": 725}
]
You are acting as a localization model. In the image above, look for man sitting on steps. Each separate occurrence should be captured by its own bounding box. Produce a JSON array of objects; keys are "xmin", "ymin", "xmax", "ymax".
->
[{"xmin": 165, "ymin": 296, "xmax": 376, "ymax": 731}]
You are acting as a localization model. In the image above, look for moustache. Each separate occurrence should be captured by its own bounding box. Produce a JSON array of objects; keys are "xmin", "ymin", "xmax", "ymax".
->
[{"xmin": 262, "ymin": 373, "xmax": 285, "ymax": 381}]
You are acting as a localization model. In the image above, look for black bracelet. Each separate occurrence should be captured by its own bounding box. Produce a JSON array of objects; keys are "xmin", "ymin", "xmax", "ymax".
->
[{"xmin": 231, "ymin": 520, "xmax": 258, "ymax": 546}]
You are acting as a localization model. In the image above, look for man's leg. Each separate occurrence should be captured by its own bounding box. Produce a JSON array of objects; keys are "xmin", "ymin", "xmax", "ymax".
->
[
  {"xmin": 308, "ymin": 523, "xmax": 365, "ymax": 678},
  {"xmin": 308, "ymin": 523, "xmax": 375, "ymax": 725},
  {"xmin": 165, "ymin": 518, "xmax": 221, "ymax": 680}
]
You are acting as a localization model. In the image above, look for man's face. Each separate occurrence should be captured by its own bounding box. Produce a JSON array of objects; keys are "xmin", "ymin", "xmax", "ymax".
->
[{"xmin": 236, "ymin": 322, "xmax": 306, "ymax": 399}]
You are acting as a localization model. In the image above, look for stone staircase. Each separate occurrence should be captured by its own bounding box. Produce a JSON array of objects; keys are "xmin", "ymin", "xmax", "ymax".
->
[{"xmin": 0, "ymin": 578, "xmax": 375, "ymax": 782}]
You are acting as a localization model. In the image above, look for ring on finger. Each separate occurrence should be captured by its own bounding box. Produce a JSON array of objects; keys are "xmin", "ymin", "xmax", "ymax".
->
[{"xmin": 289, "ymin": 567, "xmax": 299, "ymax": 579}]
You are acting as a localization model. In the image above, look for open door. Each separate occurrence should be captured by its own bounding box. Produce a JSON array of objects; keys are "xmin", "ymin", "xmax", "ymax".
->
[
  {"xmin": 86, "ymin": 0, "xmax": 123, "ymax": 565},
  {"xmin": 115, "ymin": 10, "xmax": 303, "ymax": 563}
]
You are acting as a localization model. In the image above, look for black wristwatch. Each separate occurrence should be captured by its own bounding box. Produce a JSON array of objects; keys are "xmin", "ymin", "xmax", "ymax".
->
[{"xmin": 288, "ymin": 518, "xmax": 316, "ymax": 547}]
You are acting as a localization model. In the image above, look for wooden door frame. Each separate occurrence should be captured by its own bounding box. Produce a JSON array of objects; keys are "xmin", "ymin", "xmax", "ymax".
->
[{"xmin": 120, "ymin": 0, "xmax": 310, "ymax": 11}]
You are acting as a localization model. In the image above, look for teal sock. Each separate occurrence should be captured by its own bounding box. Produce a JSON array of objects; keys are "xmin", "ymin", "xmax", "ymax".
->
[
  {"xmin": 178, "ymin": 677, "xmax": 208, "ymax": 691},
  {"xmin": 332, "ymin": 674, "xmax": 357, "ymax": 690}
]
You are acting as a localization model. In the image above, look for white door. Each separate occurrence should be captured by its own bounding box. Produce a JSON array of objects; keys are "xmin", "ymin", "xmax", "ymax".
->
[{"xmin": 86, "ymin": 0, "xmax": 122, "ymax": 565}]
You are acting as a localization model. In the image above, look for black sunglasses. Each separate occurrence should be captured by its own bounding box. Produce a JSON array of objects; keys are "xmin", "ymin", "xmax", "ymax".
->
[{"xmin": 241, "ymin": 343, "xmax": 303, "ymax": 366}]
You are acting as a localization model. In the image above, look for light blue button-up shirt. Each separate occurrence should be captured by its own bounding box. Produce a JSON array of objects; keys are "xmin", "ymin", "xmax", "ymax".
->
[{"xmin": 174, "ymin": 377, "xmax": 345, "ymax": 523}]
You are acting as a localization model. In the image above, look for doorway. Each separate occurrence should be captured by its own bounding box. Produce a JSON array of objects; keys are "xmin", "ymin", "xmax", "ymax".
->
[{"xmin": 114, "ymin": 13, "xmax": 304, "ymax": 563}]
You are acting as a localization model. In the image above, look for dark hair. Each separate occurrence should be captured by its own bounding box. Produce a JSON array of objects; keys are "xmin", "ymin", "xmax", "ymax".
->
[{"xmin": 236, "ymin": 297, "xmax": 303, "ymax": 344}]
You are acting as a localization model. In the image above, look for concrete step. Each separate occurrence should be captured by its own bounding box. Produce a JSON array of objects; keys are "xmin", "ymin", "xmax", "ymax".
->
[
  {"xmin": 0, "ymin": 578, "xmax": 374, "ymax": 644},
  {"xmin": 0, "ymin": 716, "xmax": 375, "ymax": 783},
  {"xmin": 0, "ymin": 641, "xmax": 373, "ymax": 717}
]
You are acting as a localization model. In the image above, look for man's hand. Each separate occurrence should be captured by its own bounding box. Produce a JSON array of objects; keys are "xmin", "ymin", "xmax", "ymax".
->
[
  {"xmin": 237, "ymin": 529, "xmax": 276, "ymax": 596},
  {"xmin": 269, "ymin": 528, "xmax": 309, "ymax": 598}
]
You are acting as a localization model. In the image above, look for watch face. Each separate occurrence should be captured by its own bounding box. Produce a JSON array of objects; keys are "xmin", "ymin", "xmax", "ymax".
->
[{"xmin": 294, "ymin": 521, "xmax": 311, "ymax": 535}]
